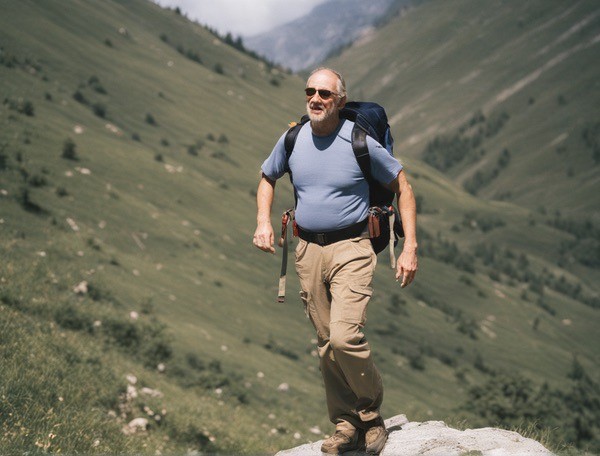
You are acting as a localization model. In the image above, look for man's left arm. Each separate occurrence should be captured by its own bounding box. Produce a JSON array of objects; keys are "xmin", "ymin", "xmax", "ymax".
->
[{"xmin": 387, "ymin": 169, "xmax": 418, "ymax": 287}]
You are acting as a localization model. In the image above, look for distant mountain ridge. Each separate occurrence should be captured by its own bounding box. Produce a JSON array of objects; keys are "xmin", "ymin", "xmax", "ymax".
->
[{"xmin": 245, "ymin": 0, "xmax": 401, "ymax": 71}]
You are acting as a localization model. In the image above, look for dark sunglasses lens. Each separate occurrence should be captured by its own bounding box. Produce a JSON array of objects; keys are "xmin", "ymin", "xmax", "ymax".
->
[{"xmin": 305, "ymin": 88, "xmax": 334, "ymax": 99}]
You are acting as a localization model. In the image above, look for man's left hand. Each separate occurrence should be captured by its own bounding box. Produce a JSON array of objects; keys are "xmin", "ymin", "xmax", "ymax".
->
[{"xmin": 396, "ymin": 249, "xmax": 418, "ymax": 288}]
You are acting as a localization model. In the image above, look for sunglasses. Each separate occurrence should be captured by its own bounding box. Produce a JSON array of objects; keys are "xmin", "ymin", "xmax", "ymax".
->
[{"xmin": 305, "ymin": 87, "xmax": 337, "ymax": 99}]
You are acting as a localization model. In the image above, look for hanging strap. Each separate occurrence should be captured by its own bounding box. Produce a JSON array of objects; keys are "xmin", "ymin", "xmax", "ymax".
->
[
  {"xmin": 388, "ymin": 207, "xmax": 396, "ymax": 270},
  {"xmin": 277, "ymin": 209, "xmax": 295, "ymax": 303}
]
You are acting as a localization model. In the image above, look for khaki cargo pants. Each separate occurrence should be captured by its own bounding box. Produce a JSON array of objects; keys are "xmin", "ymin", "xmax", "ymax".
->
[{"xmin": 295, "ymin": 235, "xmax": 383, "ymax": 431}]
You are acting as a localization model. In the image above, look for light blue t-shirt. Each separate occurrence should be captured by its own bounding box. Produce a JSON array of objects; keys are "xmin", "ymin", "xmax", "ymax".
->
[{"xmin": 261, "ymin": 119, "xmax": 402, "ymax": 232}]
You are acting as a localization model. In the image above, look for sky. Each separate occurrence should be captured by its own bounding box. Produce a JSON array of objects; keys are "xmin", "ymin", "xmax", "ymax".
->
[{"xmin": 154, "ymin": 0, "xmax": 328, "ymax": 37}]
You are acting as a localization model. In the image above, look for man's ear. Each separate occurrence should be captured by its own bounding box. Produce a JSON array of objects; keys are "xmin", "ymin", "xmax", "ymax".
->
[{"xmin": 337, "ymin": 95, "xmax": 347, "ymax": 110}]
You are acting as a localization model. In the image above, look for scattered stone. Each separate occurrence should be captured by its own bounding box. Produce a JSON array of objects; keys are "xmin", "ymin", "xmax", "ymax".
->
[
  {"xmin": 66, "ymin": 218, "xmax": 79, "ymax": 231},
  {"xmin": 140, "ymin": 387, "xmax": 163, "ymax": 398},
  {"xmin": 73, "ymin": 281, "xmax": 88, "ymax": 294},
  {"xmin": 123, "ymin": 417, "xmax": 148, "ymax": 435},
  {"xmin": 126, "ymin": 384, "xmax": 138, "ymax": 401},
  {"xmin": 308, "ymin": 426, "xmax": 321, "ymax": 435}
]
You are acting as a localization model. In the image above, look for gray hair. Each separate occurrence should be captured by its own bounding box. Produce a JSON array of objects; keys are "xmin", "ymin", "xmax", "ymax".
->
[{"xmin": 308, "ymin": 67, "xmax": 347, "ymax": 98}]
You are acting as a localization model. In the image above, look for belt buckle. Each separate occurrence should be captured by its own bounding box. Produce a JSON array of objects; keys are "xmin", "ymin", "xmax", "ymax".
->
[{"xmin": 316, "ymin": 233, "xmax": 327, "ymax": 246}]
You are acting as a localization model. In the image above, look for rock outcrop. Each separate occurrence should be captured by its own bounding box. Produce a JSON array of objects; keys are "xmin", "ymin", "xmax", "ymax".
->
[{"xmin": 276, "ymin": 415, "xmax": 554, "ymax": 455}]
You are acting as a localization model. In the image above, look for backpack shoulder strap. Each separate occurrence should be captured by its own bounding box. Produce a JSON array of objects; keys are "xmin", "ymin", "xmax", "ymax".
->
[
  {"xmin": 351, "ymin": 125, "xmax": 374, "ymax": 184},
  {"xmin": 284, "ymin": 115, "xmax": 310, "ymax": 163},
  {"xmin": 352, "ymin": 122, "xmax": 396, "ymax": 208}
]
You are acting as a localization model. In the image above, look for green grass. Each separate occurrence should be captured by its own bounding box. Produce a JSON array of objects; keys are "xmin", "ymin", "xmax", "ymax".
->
[{"xmin": 0, "ymin": 0, "xmax": 599, "ymax": 453}]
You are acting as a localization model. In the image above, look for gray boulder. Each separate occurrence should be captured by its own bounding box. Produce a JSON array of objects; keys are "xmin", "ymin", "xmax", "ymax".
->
[{"xmin": 276, "ymin": 415, "xmax": 554, "ymax": 455}]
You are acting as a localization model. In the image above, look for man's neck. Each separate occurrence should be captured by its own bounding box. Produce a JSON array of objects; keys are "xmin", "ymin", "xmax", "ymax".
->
[{"xmin": 310, "ymin": 116, "xmax": 341, "ymax": 137}]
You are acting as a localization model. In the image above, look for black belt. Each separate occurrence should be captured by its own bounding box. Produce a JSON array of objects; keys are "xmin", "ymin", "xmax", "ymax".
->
[{"xmin": 297, "ymin": 219, "xmax": 368, "ymax": 246}]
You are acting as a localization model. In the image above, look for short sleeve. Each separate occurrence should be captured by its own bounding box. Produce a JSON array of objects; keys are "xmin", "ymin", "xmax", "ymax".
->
[
  {"xmin": 366, "ymin": 136, "xmax": 403, "ymax": 186},
  {"xmin": 261, "ymin": 132, "xmax": 288, "ymax": 181}
]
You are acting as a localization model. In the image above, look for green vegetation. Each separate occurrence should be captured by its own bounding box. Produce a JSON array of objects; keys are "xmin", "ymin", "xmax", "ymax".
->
[{"xmin": 462, "ymin": 360, "xmax": 600, "ymax": 452}]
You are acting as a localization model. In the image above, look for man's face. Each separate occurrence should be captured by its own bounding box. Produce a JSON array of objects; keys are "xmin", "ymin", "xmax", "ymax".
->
[{"xmin": 305, "ymin": 70, "xmax": 343, "ymax": 124}]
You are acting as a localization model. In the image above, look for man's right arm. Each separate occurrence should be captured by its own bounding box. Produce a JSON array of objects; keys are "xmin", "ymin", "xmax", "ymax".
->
[{"xmin": 253, "ymin": 173, "xmax": 276, "ymax": 253}]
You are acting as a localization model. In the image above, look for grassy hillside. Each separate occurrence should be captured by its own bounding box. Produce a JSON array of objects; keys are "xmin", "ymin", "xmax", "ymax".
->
[
  {"xmin": 332, "ymin": 0, "xmax": 600, "ymax": 217},
  {"xmin": 1, "ymin": 0, "xmax": 599, "ymax": 454}
]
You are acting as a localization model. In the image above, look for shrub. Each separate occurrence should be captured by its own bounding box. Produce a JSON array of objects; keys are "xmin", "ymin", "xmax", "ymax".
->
[
  {"xmin": 28, "ymin": 174, "xmax": 47, "ymax": 187},
  {"xmin": 145, "ymin": 113, "xmax": 157, "ymax": 125},
  {"xmin": 17, "ymin": 187, "xmax": 45, "ymax": 214},
  {"xmin": 55, "ymin": 186, "xmax": 68, "ymax": 197},
  {"xmin": 61, "ymin": 138, "xmax": 78, "ymax": 160},
  {"xmin": 21, "ymin": 100, "xmax": 34, "ymax": 116},
  {"xmin": 92, "ymin": 102, "xmax": 106, "ymax": 118},
  {"xmin": 73, "ymin": 90, "xmax": 88, "ymax": 105},
  {"xmin": 88, "ymin": 75, "xmax": 107, "ymax": 94},
  {"xmin": 462, "ymin": 369, "xmax": 600, "ymax": 452}
]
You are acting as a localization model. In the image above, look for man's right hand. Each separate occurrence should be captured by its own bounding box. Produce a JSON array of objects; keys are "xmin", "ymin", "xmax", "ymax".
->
[{"xmin": 253, "ymin": 221, "xmax": 275, "ymax": 253}]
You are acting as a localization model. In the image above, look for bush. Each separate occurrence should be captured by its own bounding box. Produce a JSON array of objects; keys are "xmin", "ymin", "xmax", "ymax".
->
[
  {"xmin": 145, "ymin": 113, "xmax": 157, "ymax": 125},
  {"xmin": 88, "ymin": 75, "xmax": 107, "ymax": 94},
  {"xmin": 55, "ymin": 186, "xmax": 68, "ymax": 197},
  {"xmin": 61, "ymin": 138, "xmax": 78, "ymax": 161},
  {"xmin": 462, "ymin": 368, "xmax": 600, "ymax": 452},
  {"xmin": 92, "ymin": 102, "xmax": 106, "ymax": 118},
  {"xmin": 21, "ymin": 100, "xmax": 34, "ymax": 116},
  {"xmin": 17, "ymin": 187, "xmax": 45, "ymax": 214},
  {"xmin": 73, "ymin": 90, "xmax": 88, "ymax": 105},
  {"xmin": 28, "ymin": 174, "xmax": 48, "ymax": 188}
]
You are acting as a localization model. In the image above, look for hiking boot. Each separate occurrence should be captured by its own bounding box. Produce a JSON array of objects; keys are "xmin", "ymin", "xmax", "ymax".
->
[
  {"xmin": 320, "ymin": 428, "xmax": 359, "ymax": 454},
  {"xmin": 364, "ymin": 419, "xmax": 388, "ymax": 455}
]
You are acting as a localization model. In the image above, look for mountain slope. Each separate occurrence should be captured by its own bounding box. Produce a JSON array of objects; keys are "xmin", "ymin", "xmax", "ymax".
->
[
  {"xmin": 244, "ymin": 0, "xmax": 398, "ymax": 71},
  {"xmin": 329, "ymin": 0, "xmax": 600, "ymax": 216},
  {"xmin": 1, "ymin": 0, "xmax": 599, "ymax": 454}
]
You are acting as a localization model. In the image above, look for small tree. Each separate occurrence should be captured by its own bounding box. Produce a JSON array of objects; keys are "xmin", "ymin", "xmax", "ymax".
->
[
  {"xmin": 145, "ymin": 113, "xmax": 157, "ymax": 126},
  {"xmin": 61, "ymin": 138, "xmax": 78, "ymax": 161}
]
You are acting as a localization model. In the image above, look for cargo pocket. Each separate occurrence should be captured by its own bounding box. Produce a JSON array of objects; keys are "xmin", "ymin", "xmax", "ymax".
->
[{"xmin": 338, "ymin": 284, "xmax": 373, "ymax": 326}]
